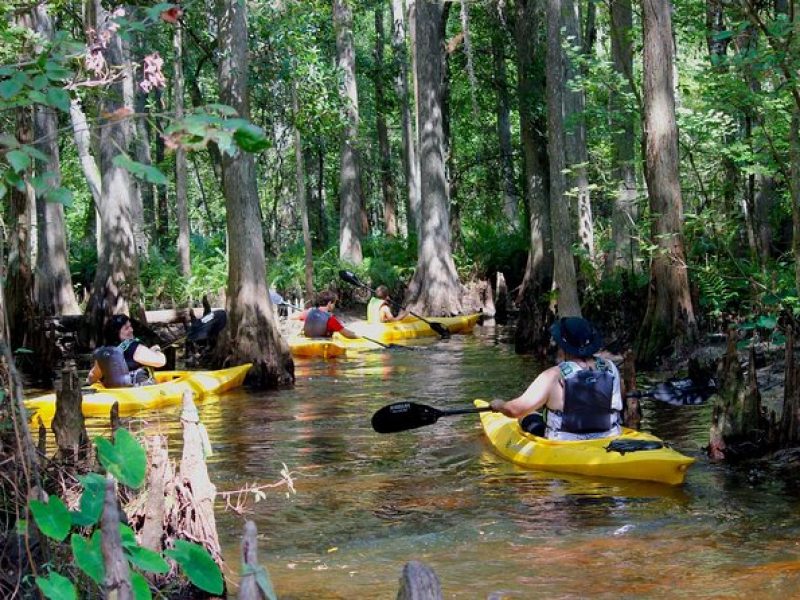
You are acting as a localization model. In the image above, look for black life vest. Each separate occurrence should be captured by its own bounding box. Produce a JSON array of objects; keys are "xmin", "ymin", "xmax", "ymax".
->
[
  {"xmin": 93, "ymin": 346, "xmax": 132, "ymax": 388},
  {"xmin": 552, "ymin": 358, "xmax": 618, "ymax": 435},
  {"xmin": 303, "ymin": 308, "xmax": 331, "ymax": 337}
]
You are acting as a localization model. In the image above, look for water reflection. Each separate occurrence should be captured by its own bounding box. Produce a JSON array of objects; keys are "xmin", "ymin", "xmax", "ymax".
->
[{"xmin": 66, "ymin": 325, "xmax": 800, "ymax": 598}]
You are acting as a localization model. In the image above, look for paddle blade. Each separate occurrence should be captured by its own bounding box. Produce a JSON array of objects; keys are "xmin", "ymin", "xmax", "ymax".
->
[
  {"xmin": 371, "ymin": 402, "xmax": 443, "ymax": 433},
  {"xmin": 338, "ymin": 270, "xmax": 362, "ymax": 287},
  {"xmin": 427, "ymin": 320, "xmax": 450, "ymax": 338}
]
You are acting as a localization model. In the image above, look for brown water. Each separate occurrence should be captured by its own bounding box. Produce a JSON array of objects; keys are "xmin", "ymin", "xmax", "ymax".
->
[{"xmin": 86, "ymin": 325, "xmax": 800, "ymax": 598}]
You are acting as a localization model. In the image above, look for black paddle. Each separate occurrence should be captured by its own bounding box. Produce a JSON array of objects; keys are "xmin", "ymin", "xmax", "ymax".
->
[
  {"xmin": 371, "ymin": 378, "xmax": 716, "ymax": 433},
  {"xmin": 371, "ymin": 402, "xmax": 491, "ymax": 433},
  {"xmin": 338, "ymin": 270, "xmax": 451, "ymax": 339},
  {"xmin": 280, "ymin": 301, "xmax": 415, "ymax": 351}
]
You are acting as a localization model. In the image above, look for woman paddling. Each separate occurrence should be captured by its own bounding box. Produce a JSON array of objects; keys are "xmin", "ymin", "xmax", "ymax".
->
[{"xmin": 87, "ymin": 314, "xmax": 166, "ymax": 387}]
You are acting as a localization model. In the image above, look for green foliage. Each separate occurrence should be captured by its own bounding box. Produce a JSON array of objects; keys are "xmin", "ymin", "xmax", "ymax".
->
[
  {"xmin": 26, "ymin": 428, "xmax": 225, "ymax": 597},
  {"xmin": 165, "ymin": 540, "xmax": 225, "ymax": 595},
  {"xmin": 95, "ymin": 428, "xmax": 146, "ymax": 489},
  {"xmin": 455, "ymin": 222, "xmax": 529, "ymax": 283}
]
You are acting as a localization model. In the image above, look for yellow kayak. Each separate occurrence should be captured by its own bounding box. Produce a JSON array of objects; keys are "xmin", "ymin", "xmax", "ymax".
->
[
  {"xmin": 288, "ymin": 336, "xmax": 348, "ymax": 358},
  {"xmin": 346, "ymin": 313, "xmax": 481, "ymax": 343},
  {"xmin": 475, "ymin": 400, "xmax": 694, "ymax": 485},
  {"xmin": 26, "ymin": 363, "xmax": 252, "ymax": 420}
]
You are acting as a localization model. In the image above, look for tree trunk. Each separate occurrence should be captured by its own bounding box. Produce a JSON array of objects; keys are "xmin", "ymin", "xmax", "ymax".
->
[
  {"xmin": 391, "ymin": 0, "xmax": 420, "ymax": 239},
  {"xmin": 122, "ymin": 36, "xmax": 148, "ymax": 257},
  {"xmin": 492, "ymin": 14, "xmax": 518, "ymax": 226},
  {"xmin": 514, "ymin": 0, "xmax": 553, "ymax": 353},
  {"xmin": 606, "ymin": 0, "xmax": 640, "ymax": 275},
  {"xmin": 6, "ymin": 106, "xmax": 36, "ymax": 351},
  {"xmin": 292, "ymin": 80, "xmax": 314, "ymax": 298},
  {"xmin": 215, "ymin": 0, "xmax": 294, "ymax": 387},
  {"xmin": 133, "ymin": 36, "xmax": 156, "ymax": 245},
  {"xmin": 547, "ymin": 0, "xmax": 581, "ymax": 317},
  {"xmin": 634, "ymin": 0, "xmax": 698, "ymax": 365},
  {"xmin": 31, "ymin": 5, "xmax": 80, "ymax": 317},
  {"xmin": 334, "ymin": 0, "xmax": 364, "ymax": 265},
  {"xmin": 404, "ymin": 0, "xmax": 462, "ymax": 315},
  {"xmin": 791, "ymin": 109, "xmax": 800, "ymax": 295},
  {"xmin": 562, "ymin": 0, "xmax": 594, "ymax": 261},
  {"xmin": 174, "ymin": 20, "xmax": 191, "ymax": 276},
  {"xmin": 86, "ymin": 5, "xmax": 143, "ymax": 332},
  {"xmin": 374, "ymin": 5, "xmax": 398, "ymax": 237},
  {"xmin": 68, "ymin": 97, "xmax": 101, "ymax": 254}
]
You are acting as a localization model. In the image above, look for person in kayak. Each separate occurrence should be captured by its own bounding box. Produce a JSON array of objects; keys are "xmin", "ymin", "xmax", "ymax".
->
[
  {"xmin": 87, "ymin": 314, "xmax": 166, "ymax": 387},
  {"xmin": 366, "ymin": 285, "xmax": 407, "ymax": 323},
  {"xmin": 298, "ymin": 291, "xmax": 360, "ymax": 339},
  {"xmin": 490, "ymin": 316, "xmax": 623, "ymax": 440}
]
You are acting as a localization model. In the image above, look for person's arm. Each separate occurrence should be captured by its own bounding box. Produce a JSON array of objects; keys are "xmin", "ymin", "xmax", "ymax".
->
[
  {"xmin": 327, "ymin": 315, "xmax": 360, "ymax": 339},
  {"xmin": 489, "ymin": 367, "xmax": 561, "ymax": 418},
  {"xmin": 379, "ymin": 304, "xmax": 398, "ymax": 323},
  {"xmin": 132, "ymin": 344, "xmax": 167, "ymax": 368},
  {"xmin": 87, "ymin": 361, "xmax": 102, "ymax": 385},
  {"xmin": 338, "ymin": 327, "xmax": 360, "ymax": 339}
]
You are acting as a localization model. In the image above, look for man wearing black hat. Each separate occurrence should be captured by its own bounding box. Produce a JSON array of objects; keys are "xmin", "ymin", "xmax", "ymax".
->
[{"xmin": 490, "ymin": 317, "xmax": 623, "ymax": 440}]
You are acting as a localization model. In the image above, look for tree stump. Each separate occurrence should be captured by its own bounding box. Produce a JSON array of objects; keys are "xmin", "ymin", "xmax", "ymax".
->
[
  {"xmin": 139, "ymin": 435, "xmax": 172, "ymax": 552},
  {"xmin": 238, "ymin": 520, "xmax": 275, "ymax": 600},
  {"xmin": 621, "ymin": 350, "xmax": 641, "ymax": 429},
  {"xmin": 101, "ymin": 476, "xmax": 132, "ymax": 599},
  {"xmin": 51, "ymin": 360, "xmax": 88, "ymax": 462},
  {"xmin": 396, "ymin": 561, "xmax": 442, "ymax": 600}
]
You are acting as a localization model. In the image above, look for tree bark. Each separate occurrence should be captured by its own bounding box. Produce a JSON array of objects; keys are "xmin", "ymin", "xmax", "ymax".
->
[
  {"xmin": 514, "ymin": 0, "xmax": 553, "ymax": 353},
  {"xmin": 215, "ymin": 0, "xmax": 294, "ymax": 387},
  {"xmin": 32, "ymin": 5, "xmax": 80, "ymax": 317},
  {"xmin": 374, "ymin": 5, "xmax": 398, "ymax": 237},
  {"xmin": 562, "ymin": 0, "xmax": 594, "ymax": 261},
  {"xmin": 391, "ymin": 0, "xmax": 420, "ymax": 239},
  {"xmin": 492, "ymin": 11, "xmax": 518, "ymax": 225},
  {"xmin": 334, "ymin": 0, "xmax": 364, "ymax": 265},
  {"xmin": 406, "ymin": 0, "xmax": 463, "ymax": 316},
  {"xmin": 101, "ymin": 477, "xmax": 133, "ymax": 599},
  {"xmin": 634, "ymin": 0, "xmax": 698, "ymax": 365},
  {"xmin": 174, "ymin": 19, "xmax": 191, "ymax": 276},
  {"xmin": 86, "ymin": 5, "xmax": 144, "ymax": 331},
  {"xmin": 606, "ymin": 0, "xmax": 640, "ymax": 275},
  {"xmin": 52, "ymin": 363, "xmax": 88, "ymax": 462},
  {"xmin": 547, "ymin": 0, "xmax": 581, "ymax": 317}
]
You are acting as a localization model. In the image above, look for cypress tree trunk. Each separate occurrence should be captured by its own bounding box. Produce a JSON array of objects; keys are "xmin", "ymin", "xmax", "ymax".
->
[
  {"xmin": 406, "ymin": 0, "xmax": 463, "ymax": 315},
  {"xmin": 334, "ymin": 0, "xmax": 364, "ymax": 265},
  {"xmin": 634, "ymin": 0, "xmax": 698, "ymax": 365}
]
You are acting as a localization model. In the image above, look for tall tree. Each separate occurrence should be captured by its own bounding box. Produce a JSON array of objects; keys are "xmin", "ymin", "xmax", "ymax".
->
[
  {"xmin": 391, "ymin": 0, "xmax": 420, "ymax": 238},
  {"xmin": 405, "ymin": 0, "xmax": 463, "ymax": 315},
  {"xmin": 174, "ymin": 17, "xmax": 191, "ymax": 276},
  {"xmin": 215, "ymin": 0, "xmax": 294, "ymax": 386},
  {"xmin": 634, "ymin": 0, "xmax": 698, "ymax": 364},
  {"xmin": 547, "ymin": 0, "xmax": 581, "ymax": 317},
  {"xmin": 491, "ymin": 9, "xmax": 518, "ymax": 225},
  {"xmin": 563, "ymin": 0, "xmax": 594, "ymax": 260},
  {"xmin": 514, "ymin": 0, "xmax": 553, "ymax": 352},
  {"xmin": 32, "ymin": 5, "xmax": 80, "ymax": 316},
  {"xmin": 86, "ymin": 3, "xmax": 143, "ymax": 330},
  {"xmin": 373, "ymin": 4, "xmax": 397, "ymax": 236},
  {"xmin": 292, "ymin": 79, "xmax": 314, "ymax": 299},
  {"xmin": 605, "ymin": 0, "xmax": 640, "ymax": 274},
  {"xmin": 333, "ymin": 0, "xmax": 364, "ymax": 264}
]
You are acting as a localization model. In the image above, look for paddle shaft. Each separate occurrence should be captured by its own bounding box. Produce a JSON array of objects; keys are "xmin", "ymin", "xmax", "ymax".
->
[{"xmin": 338, "ymin": 271, "xmax": 450, "ymax": 338}]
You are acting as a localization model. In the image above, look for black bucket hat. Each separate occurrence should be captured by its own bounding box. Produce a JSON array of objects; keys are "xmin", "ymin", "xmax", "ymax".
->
[{"xmin": 550, "ymin": 317, "xmax": 603, "ymax": 358}]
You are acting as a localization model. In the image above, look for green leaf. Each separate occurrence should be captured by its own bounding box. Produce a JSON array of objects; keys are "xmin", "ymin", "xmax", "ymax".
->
[
  {"xmin": 233, "ymin": 123, "xmax": 270, "ymax": 153},
  {"xmin": 7, "ymin": 149, "xmax": 30, "ymax": 173},
  {"xmin": 71, "ymin": 531, "xmax": 105, "ymax": 584},
  {"xmin": 112, "ymin": 154, "xmax": 168, "ymax": 186},
  {"xmin": 44, "ymin": 62, "xmax": 72, "ymax": 81},
  {"xmin": 28, "ymin": 90, "xmax": 47, "ymax": 105},
  {"xmin": 36, "ymin": 572, "xmax": 77, "ymax": 600},
  {"xmin": 127, "ymin": 545, "xmax": 169, "ymax": 574},
  {"xmin": 756, "ymin": 315, "xmax": 777, "ymax": 329},
  {"xmin": 15, "ymin": 518, "xmax": 27, "ymax": 534},
  {"xmin": 44, "ymin": 186, "xmax": 73, "ymax": 207},
  {"xmin": 165, "ymin": 540, "xmax": 224, "ymax": 595},
  {"xmin": 131, "ymin": 571, "xmax": 153, "ymax": 600},
  {"xmin": 31, "ymin": 74, "xmax": 49, "ymax": 90},
  {"xmin": 72, "ymin": 473, "xmax": 105, "ymax": 526},
  {"xmin": 0, "ymin": 75, "xmax": 25, "ymax": 100},
  {"xmin": 29, "ymin": 496, "xmax": 71, "ymax": 541},
  {"xmin": 95, "ymin": 428, "xmax": 146, "ymax": 488},
  {"xmin": 46, "ymin": 88, "xmax": 71, "ymax": 112}
]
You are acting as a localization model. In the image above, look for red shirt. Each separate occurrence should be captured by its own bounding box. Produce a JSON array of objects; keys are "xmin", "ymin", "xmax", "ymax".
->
[{"xmin": 326, "ymin": 314, "xmax": 345, "ymax": 335}]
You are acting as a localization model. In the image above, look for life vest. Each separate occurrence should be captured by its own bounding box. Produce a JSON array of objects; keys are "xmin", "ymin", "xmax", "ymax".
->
[
  {"xmin": 367, "ymin": 297, "xmax": 388, "ymax": 323},
  {"xmin": 93, "ymin": 346, "xmax": 132, "ymax": 388},
  {"xmin": 303, "ymin": 308, "xmax": 331, "ymax": 337},
  {"xmin": 545, "ymin": 357, "xmax": 622, "ymax": 437}
]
